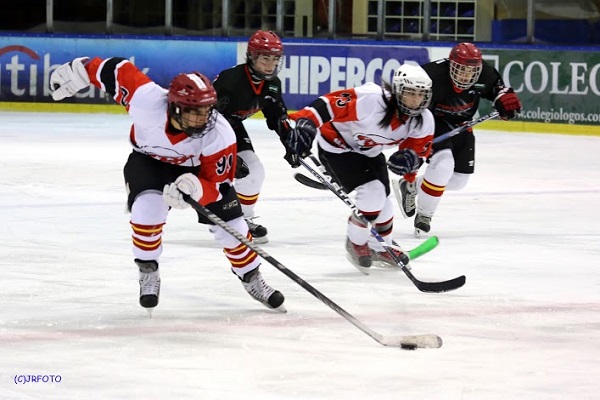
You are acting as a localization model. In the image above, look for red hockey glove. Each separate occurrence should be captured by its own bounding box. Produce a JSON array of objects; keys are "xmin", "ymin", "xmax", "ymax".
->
[{"xmin": 493, "ymin": 87, "xmax": 522, "ymax": 120}]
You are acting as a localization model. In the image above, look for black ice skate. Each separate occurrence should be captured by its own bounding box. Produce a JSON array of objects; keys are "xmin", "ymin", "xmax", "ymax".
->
[
  {"xmin": 136, "ymin": 259, "xmax": 160, "ymax": 311},
  {"xmin": 345, "ymin": 238, "xmax": 372, "ymax": 274},
  {"xmin": 245, "ymin": 217, "xmax": 268, "ymax": 244},
  {"xmin": 414, "ymin": 214, "xmax": 432, "ymax": 238},
  {"xmin": 399, "ymin": 178, "xmax": 417, "ymax": 218},
  {"xmin": 241, "ymin": 267, "xmax": 286, "ymax": 312}
]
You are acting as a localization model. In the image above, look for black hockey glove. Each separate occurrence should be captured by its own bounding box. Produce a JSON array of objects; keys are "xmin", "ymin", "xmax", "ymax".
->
[
  {"xmin": 285, "ymin": 118, "xmax": 317, "ymax": 158},
  {"xmin": 493, "ymin": 87, "xmax": 522, "ymax": 120},
  {"xmin": 276, "ymin": 119, "xmax": 301, "ymax": 168},
  {"xmin": 283, "ymin": 150, "xmax": 301, "ymax": 168},
  {"xmin": 387, "ymin": 149, "xmax": 420, "ymax": 176},
  {"xmin": 235, "ymin": 155, "xmax": 250, "ymax": 179}
]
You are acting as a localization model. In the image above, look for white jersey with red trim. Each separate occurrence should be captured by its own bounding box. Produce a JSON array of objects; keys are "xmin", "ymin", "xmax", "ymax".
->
[
  {"xmin": 289, "ymin": 82, "xmax": 434, "ymax": 158},
  {"xmin": 84, "ymin": 57, "xmax": 237, "ymax": 205}
]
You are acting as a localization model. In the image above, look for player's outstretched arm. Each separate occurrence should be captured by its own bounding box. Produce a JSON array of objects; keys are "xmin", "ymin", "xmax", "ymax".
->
[{"xmin": 50, "ymin": 57, "xmax": 91, "ymax": 101}]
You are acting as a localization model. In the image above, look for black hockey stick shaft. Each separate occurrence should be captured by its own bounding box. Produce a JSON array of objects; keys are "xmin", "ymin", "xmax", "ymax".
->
[
  {"xmin": 432, "ymin": 111, "xmax": 499, "ymax": 144},
  {"xmin": 295, "ymin": 111, "xmax": 500, "ymax": 191},
  {"xmin": 299, "ymin": 156, "xmax": 465, "ymax": 293},
  {"xmin": 180, "ymin": 193, "xmax": 438, "ymax": 348}
]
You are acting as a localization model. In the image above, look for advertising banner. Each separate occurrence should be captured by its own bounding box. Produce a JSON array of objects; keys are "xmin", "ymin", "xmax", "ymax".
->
[
  {"xmin": 275, "ymin": 43, "xmax": 430, "ymax": 110},
  {"xmin": 2, "ymin": 35, "xmax": 600, "ymax": 128},
  {"xmin": 480, "ymin": 49, "xmax": 600, "ymax": 125},
  {"xmin": 0, "ymin": 35, "xmax": 236, "ymax": 104}
]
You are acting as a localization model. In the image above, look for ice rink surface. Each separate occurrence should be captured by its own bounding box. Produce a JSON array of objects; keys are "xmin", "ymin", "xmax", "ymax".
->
[{"xmin": 1, "ymin": 112, "xmax": 599, "ymax": 399}]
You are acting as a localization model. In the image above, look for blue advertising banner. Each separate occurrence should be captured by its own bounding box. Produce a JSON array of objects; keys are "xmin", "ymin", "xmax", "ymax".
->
[
  {"xmin": 0, "ymin": 35, "xmax": 236, "ymax": 104},
  {"xmin": 279, "ymin": 43, "xmax": 431, "ymax": 109}
]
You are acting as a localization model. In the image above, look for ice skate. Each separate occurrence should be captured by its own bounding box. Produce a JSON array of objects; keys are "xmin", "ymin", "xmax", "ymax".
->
[
  {"xmin": 345, "ymin": 238, "xmax": 372, "ymax": 274},
  {"xmin": 371, "ymin": 242, "xmax": 411, "ymax": 270},
  {"xmin": 241, "ymin": 267, "xmax": 286, "ymax": 312},
  {"xmin": 245, "ymin": 217, "xmax": 268, "ymax": 244},
  {"xmin": 136, "ymin": 259, "xmax": 160, "ymax": 313},
  {"xmin": 393, "ymin": 178, "xmax": 417, "ymax": 218},
  {"xmin": 414, "ymin": 214, "xmax": 432, "ymax": 238}
]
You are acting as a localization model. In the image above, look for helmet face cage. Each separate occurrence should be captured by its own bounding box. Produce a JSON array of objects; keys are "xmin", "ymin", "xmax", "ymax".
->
[
  {"xmin": 449, "ymin": 42, "xmax": 483, "ymax": 90},
  {"xmin": 392, "ymin": 65, "xmax": 433, "ymax": 117},
  {"xmin": 246, "ymin": 30, "xmax": 284, "ymax": 80},
  {"xmin": 171, "ymin": 104, "xmax": 217, "ymax": 139},
  {"xmin": 168, "ymin": 72, "xmax": 218, "ymax": 138}
]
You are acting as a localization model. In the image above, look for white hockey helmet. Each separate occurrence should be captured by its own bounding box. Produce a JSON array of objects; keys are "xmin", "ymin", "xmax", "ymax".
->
[{"xmin": 392, "ymin": 64, "xmax": 433, "ymax": 117}]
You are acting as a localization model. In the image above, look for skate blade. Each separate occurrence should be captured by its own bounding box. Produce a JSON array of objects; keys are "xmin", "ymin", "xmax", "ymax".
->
[
  {"xmin": 345, "ymin": 254, "xmax": 371, "ymax": 275},
  {"xmin": 371, "ymin": 260, "xmax": 412, "ymax": 271},
  {"xmin": 272, "ymin": 304, "xmax": 287, "ymax": 313},
  {"xmin": 252, "ymin": 236, "xmax": 269, "ymax": 244},
  {"xmin": 414, "ymin": 228, "xmax": 430, "ymax": 238}
]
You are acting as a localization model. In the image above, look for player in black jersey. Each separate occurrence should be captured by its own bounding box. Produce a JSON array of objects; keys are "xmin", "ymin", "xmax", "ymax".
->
[
  {"xmin": 395, "ymin": 42, "xmax": 522, "ymax": 236},
  {"xmin": 213, "ymin": 30, "xmax": 296, "ymax": 244}
]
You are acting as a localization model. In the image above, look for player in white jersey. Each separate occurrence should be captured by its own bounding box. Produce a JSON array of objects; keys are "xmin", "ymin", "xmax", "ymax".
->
[
  {"xmin": 49, "ymin": 56, "xmax": 285, "ymax": 312},
  {"xmin": 289, "ymin": 64, "xmax": 434, "ymax": 270}
]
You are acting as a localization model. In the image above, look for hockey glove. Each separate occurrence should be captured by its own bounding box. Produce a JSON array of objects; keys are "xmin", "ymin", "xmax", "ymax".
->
[
  {"xmin": 387, "ymin": 149, "xmax": 421, "ymax": 176},
  {"xmin": 235, "ymin": 155, "xmax": 250, "ymax": 179},
  {"xmin": 285, "ymin": 118, "xmax": 317, "ymax": 158},
  {"xmin": 493, "ymin": 87, "xmax": 522, "ymax": 120},
  {"xmin": 50, "ymin": 57, "xmax": 91, "ymax": 101},
  {"xmin": 283, "ymin": 150, "xmax": 301, "ymax": 168},
  {"xmin": 163, "ymin": 173, "xmax": 202, "ymax": 209}
]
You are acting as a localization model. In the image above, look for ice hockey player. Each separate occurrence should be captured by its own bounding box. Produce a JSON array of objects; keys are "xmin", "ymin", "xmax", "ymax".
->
[
  {"xmin": 396, "ymin": 42, "xmax": 522, "ymax": 237},
  {"xmin": 213, "ymin": 30, "xmax": 295, "ymax": 244},
  {"xmin": 49, "ymin": 56, "xmax": 286, "ymax": 312},
  {"xmin": 288, "ymin": 64, "xmax": 435, "ymax": 271}
]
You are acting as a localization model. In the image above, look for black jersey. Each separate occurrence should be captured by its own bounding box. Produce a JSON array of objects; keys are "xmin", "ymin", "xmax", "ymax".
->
[
  {"xmin": 213, "ymin": 64, "xmax": 289, "ymax": 137},
  {"xmin": 422, "ymin": 59, "xmax": 506, "ymax": 134}
]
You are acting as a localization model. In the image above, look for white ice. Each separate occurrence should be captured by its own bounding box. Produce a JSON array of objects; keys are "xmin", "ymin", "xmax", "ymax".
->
[{"xmin": 1, "ymin": 112, "xmax": 599, "ymax": 400}]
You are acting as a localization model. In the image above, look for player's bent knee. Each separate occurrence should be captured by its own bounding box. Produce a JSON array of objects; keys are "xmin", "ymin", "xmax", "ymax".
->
[
  {"xmin": 131, "ymin": 190, "xmax": 169, "ymax": 224},
  {"xmin": 238, "ymin": 150, "xmax": 265, "ymax": 183},
  {"xmin": 429, "ymin": 149, "xmax": 455, "ymax": 172},
  {"xmin": 447, "ymin": 172, "xmax": 470, "ymax": 191}
]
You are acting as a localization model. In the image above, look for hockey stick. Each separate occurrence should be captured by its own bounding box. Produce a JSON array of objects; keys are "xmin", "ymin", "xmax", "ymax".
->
[
  {"xmin": 294, "ymin": 171, "xmax": 328, "ymax": 190},
  {"xmin": 390, "ymin": 111, "xmax": 500, "ymax": 217},
  {"xmin": 180, "ymin": 193, "xmax": 442, "ymax": 349},
  {"xmin": 295, "ymin": 111, "xmax": 500, "ymax": 191},
  {"xmin": 299, "ymin": 155, "xmax": 465, "ymax": 293},
  {"xmin": 432, "ymin": 111, "xmax": 499, "ymax": 144}
]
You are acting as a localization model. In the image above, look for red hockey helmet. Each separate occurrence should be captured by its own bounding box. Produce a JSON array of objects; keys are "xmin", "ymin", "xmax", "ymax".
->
[
  {"xmin": 449, "ymin": 42, "xmax": 483, "ymax": 90},
  {"xmin": 167, "ymin": 72, "xmax": 218, "ymax": 138},
  {"xmin": 246, "ymin": 30, "xmax": 284, "ymax": 80}
]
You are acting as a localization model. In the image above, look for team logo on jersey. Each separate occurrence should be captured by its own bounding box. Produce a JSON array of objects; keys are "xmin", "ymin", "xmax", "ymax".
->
[
  {"xmin": 141, "ymin": 146, "xmax": 194, "ymax": 165},
  {"xmin": 334, "ymin": 92, "xmax": 352, "ymax": 107},
  {"xmin": 354, "ymin": 133, "xmax": 399, "ymax": 151}
]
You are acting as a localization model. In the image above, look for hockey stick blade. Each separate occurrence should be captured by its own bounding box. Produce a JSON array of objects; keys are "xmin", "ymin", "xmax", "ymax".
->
[
  {"xmin": 180, "ymin": 193, "xmax": 442, "ymax": 349},
  {"xmin": 380, "ymin": 334, "xmax": 443, "ymax": 349},
  {"xmin": 414, "ymin": 274, "xmax": 465, "ymax": 293},
  {"xmin": 299, "ymin": 156, "xmax": 465, "ymax": 293},
  {"xmin": 294, "ymin": 172, "xmax": 328, "ymax": 190}
]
